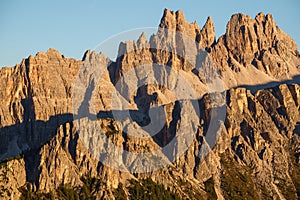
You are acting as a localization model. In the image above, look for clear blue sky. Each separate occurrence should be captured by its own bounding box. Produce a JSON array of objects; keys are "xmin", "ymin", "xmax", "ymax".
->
[{"xmin": 1, "ymin": 0, "xmax": 299, "ymax": 68}]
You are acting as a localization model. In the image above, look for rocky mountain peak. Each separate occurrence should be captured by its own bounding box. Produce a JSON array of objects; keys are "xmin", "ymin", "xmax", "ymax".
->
[
  {"xmin": 137, "ymin": 32, "xmax": 149, "ymax": 48},
  {"xmin": 199, "ymin": 16, "xmax": 216, "ymax": 48},
  {"xmin": 254, "ymin": 12, "xmax": 274, "ymax": 24},
  {"xmin": 82, "ymin": 49, "xmax": 97, "ymax": 61},
  {"xmin": 46, "ymin": 48, "xmax": 61, "ymax": 55},
  {"xmin": 158, "ymin": 9, "xmax": 216, "ymax": 50},
  {"xmin": 224, "ymin": 12, "xmax": 298, "ymax": 54},
  {"xmin": 0, "ymin": 9, "xmax": 300, "ymax": 200},
  {"xmin": 211, "ymin": 12, "xmax": 299, "ymax": 80},
  {"xmin": 46, "ymin": 48, "xmax": 64, "ymax": 59},
  {"xmin": 159, "ymin": 8, "xmax": 200, "ymax": 40},
  {"xmin": 27, "ymin": 48, "xmax": 66, "ymax": 67}
]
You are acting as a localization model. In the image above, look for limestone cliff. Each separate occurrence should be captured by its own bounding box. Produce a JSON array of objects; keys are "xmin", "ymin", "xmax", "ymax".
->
[{"xmin": 0, "ymin": 9, "xmax": 300, "ymax": 200}]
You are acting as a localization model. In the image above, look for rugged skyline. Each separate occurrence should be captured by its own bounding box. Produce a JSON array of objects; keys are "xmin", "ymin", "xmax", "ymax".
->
[
  {"xmin": 0, "ymin": 9, "xmax": 299, "ymax": 199},
  {"xmin": 1, "ymin": 1, "xmax": 299, "ymax": 68}
]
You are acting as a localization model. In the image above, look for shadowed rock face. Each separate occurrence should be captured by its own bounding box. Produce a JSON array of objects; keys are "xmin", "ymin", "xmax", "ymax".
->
[{"xmin": 0, "ymin": 9, "xmax": 300, "ymax": 200}]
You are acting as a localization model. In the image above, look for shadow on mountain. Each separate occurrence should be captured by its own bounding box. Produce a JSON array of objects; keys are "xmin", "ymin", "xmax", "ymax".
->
[
  {"xmin": 0, "ymin": 74, "xmax": 299, "ymax": 187},
  {"xmin": 235, "ymin": 74, "xmax": 300, "ymax": 93},
  {"xmin": 96, "ymin": 100, "xmax": 182, "ymax": 148},
  {"xmin": 0, "ymin": 98, "xmax": 74, "ymax": 188}
]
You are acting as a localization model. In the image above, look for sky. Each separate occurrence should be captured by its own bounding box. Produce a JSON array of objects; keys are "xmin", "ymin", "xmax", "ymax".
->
[{"xmin": 1, "ymin": 0, "xmax": 299, "ymax": 68}]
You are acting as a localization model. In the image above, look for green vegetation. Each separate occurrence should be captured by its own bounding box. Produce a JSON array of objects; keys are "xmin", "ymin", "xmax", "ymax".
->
[
  {"xmin": 19, "ymin": 186, "xmax": 55, "ymax": 200},
  {"xmin": 220, "ymin": 151, "xmax": 271, "ymax": 200},
  {"xmin": 274, "ymin": 176, "xmax": 297, "ymax": 200},
  {"xmin": 113, "ymin": 183, "xmax": 126, "ymax": 200},
  {"xmin": 176, "ymin": 178, "xmax": 203, "ymax": 199},
  {"xmin": 19, "ymin": 175, "xmax": 103, "ymax": 200},
  {"xmin": 20, "ymin": 185, "xmax": 80, "ymax": 200},
  {"xmin": 19, "ymin": 177, "xmax": 180, "ymax": 200},
  {"xmin": 287, "ymin": 148, "xmax": 300, "ymax": 199},
  {"xmin": 204, "ymin": 177, "xmax": 217, "ymax": 200},
  {"xmin": 57, "ymin": 185, "xmax": 79, "ymax": 200},
  {"xmin": 79, "ymin": 175, "xmax": 101, "ymax": 199},
  {"xmin": 271, "ymin": 148, "xmax": 299, "ymax": 199},
  {"xmin": 126, "ymin": 178, "xmax": 180, "ymax": 200}
]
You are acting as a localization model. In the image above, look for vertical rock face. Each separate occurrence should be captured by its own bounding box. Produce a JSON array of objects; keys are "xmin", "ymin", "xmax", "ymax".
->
[
  {"xmin": 0, "ymin": 159, "xmax": 26, "ymax": 199},
  {"xmin": 0, "ymin": 49, "xmax": 80, "ymax": 161},
  {"xmin": 212, "ymin": 12, "xmax": 299, "ymax": 80},
  {"xmin": 199, "ymin": 16, "xmax": 216, "ymax": 48},
  {"xmin": 159, "ymin": 9, "xmax": 216, "ymax": 49},
  {"xmin": 0, "ymin": 9, "xmax": 300, "ymax": 199},
  {"xmin": 159, "ymin": 9, "xmax": 201, "ymax": 40}
]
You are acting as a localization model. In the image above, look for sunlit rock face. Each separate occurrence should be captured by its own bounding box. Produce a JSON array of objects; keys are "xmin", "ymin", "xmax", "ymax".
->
[{"xmin": 0, "ymin": 9, "xmax": 299, "ymax": 200}]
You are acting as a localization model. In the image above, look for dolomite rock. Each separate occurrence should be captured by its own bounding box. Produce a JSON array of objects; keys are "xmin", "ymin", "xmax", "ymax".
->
[{"xmin": 0, "ymin": 8, "xmax": 300, "ymax": 200}]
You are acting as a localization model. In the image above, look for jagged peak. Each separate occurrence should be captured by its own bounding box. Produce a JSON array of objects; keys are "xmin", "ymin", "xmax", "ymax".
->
[
  {"xmin": 46, "ymin": 48, "xmax": 61, "ymax": 54},
  {"xmin": 159, "ymin": 9, "xmax": 199, "ymax": 29},
  {"xmin": 175, "ymin": 9, "xmax": 185, "ymax": 22},
  {"xmin": 33, "ymin": 48, "xmax": 65, "ymax": 61},
  {"xmin": 227, "ymin": 12, "xmax": 277, "ymax": 30},
  {"xmin": 47, "ymin": 48, "xmax": 64, "ymax": 58},
  {"xmin": 159, "ymin": 8, "xmax": 177, "ymax": 29},
  {"xmin": 266, "ymin": 13, "xmax": 274, "ymax": 22},
  {"xmin": 215, "ymin": 11, "xmax": 299, "ymax": 76},
  {"xmin": 82, "ymin": 50, "xmax": 108, "ymax": 62},
  {"xmin": 255, "ymin": 12, "xmax": 265, "ymax": 22},
  {"xmin": 255, "ymin": 12, "xmax": 275, "ymax": 24},
  {"xmin": 224, "ymin": 12, "xmax": 289, "ymax": 45},
  {"xmin": 159, "ymin": 8, "xmax": 201, "ymax": 42},
  {"xmin": 204, "ymin": 16, "xmax": 214, "ymax": 27},
  {"xmin": 199, "ymin": 16, "xmax": 216, "ymax": 48},
  {"xmin": 82, "ymin": 49, "xmax": 97, "ymax": 61},
  {"xmin": 225, "ymin": 12, "xmax": 276, "ymax": 40},
  {"xmin": 201, "ymin": 16, "xmax": 215, "ymax": 35},
  {"xmin": 227, "ymin": 13, "xmax": 252, "ymax": 28},
  {"xmin": 137, "ymin": 32, "xmax": 148, "ymax": 46}
]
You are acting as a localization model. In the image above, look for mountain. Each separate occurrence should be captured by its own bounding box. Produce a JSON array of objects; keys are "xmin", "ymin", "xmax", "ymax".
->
[{"xmin": 0, "ymin": 9, "xmax": 299, "ymax": 199}]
